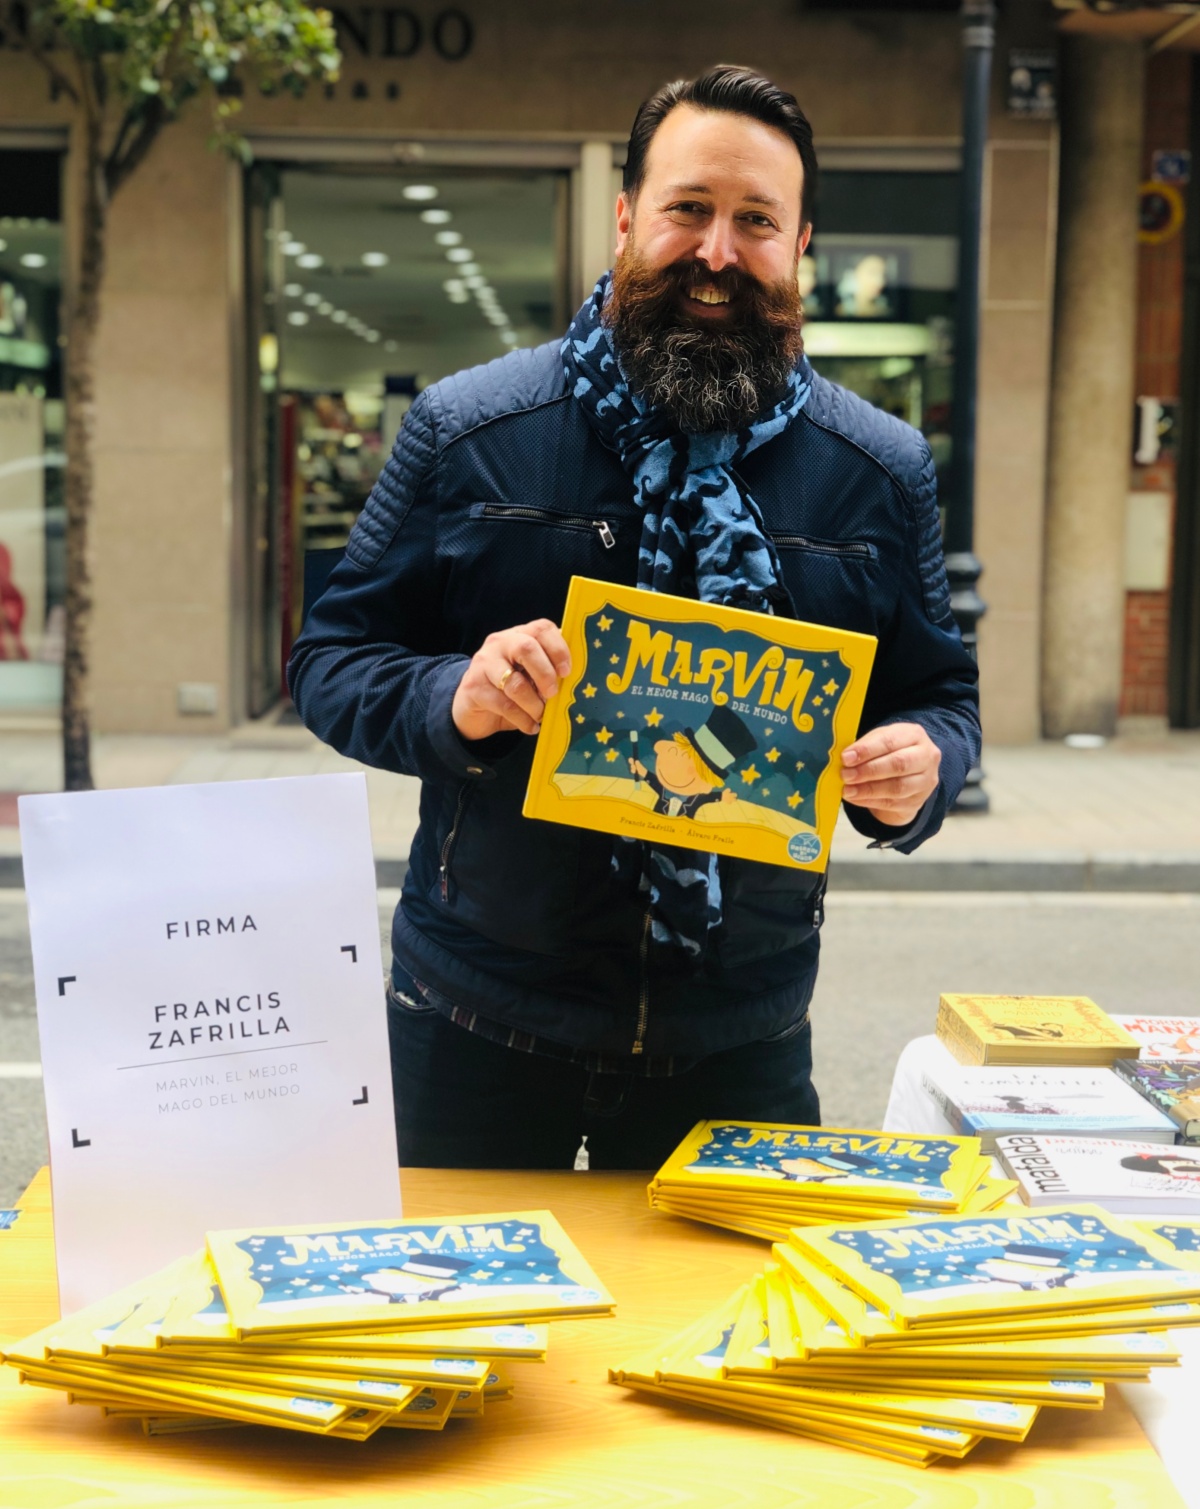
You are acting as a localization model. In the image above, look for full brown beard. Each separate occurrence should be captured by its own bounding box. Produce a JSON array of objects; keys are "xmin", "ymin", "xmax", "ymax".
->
[{"xmin": 606, "ymin": 247, "xmax": 805, "ymax": 434}]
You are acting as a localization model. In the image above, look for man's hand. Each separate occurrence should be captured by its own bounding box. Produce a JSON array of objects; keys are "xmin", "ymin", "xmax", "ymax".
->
[
  {"xmin": 841, "ymin": 722, "xmax": 941, "ymax": 827},
  {"xmin": 451, "ymin": 620, "xmax": 572, "ymax": 742}
]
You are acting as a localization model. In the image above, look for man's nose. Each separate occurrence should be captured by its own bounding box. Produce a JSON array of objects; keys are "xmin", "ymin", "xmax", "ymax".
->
[{"xmin": 694, "ymin": 216, "xmax": 739, "ymax": 274}]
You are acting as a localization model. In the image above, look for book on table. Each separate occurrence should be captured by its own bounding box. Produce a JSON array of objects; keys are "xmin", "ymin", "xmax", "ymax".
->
[
  {"xmin": 935, "ymin": 994, "xmax": 1140, "ymax": 1067},
  {"xmin": 919, "ymin": 1062, "xmax": 1177, "ymax": 1151},
  {"xmin": 207, "ymin": 1211, "xmax": 615, "ymax": 1339},
  {"xmin": 787, "ymin": 1203, "xmax": 1200, "ymax": 1328},
  {"xmin": 1107, "ymin": 1015, "xmax": 1200, "ymax": 1061},
  {"xmin": 1112, "ymin": 1058, "xmax": 1200, "ymax": 1143},
  {"xmin": 996, "ymin": 1134, "xmax": 1200, "ymax": 1213}
]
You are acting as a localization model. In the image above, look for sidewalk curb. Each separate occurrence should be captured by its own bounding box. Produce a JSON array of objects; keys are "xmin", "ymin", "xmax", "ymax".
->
[
  {"xmin": 370, "ymin": 857, "xmax": 1200, "ymax": 894},
  {"xmin": 831, "ymin": 858, "xmax": 1200, "ymax": 891},
  {"xmin": 0, "ymin": 855, "xmax": 1195, "ymax": 893}
]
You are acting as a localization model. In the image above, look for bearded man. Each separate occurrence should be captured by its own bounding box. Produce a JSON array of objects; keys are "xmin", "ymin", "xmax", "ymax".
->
[{"xmin": 288, "ymin": 65, "xmax": 981, "ymax": 1170}]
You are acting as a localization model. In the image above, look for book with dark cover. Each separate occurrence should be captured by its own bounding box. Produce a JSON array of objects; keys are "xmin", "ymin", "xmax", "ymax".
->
[{"xmin": 1113, "ymin": 1059, "xmax": 1200, "ymax": 1143}]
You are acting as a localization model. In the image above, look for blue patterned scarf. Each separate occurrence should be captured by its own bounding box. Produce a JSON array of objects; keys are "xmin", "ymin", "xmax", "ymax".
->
[{"xmin": 561, "ymin": 273, "xmax": 814, "ymax": 960}]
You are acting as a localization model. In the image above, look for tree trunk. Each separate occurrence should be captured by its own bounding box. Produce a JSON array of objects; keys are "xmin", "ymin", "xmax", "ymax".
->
[{"xmin": 62, "ymin": 115, "xmax": 106, "ymax": 792}]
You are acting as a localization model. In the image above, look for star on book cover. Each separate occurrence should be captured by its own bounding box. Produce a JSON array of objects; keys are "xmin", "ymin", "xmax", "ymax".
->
[{"xmin": 523, "ymin": 577, "xmax": 877, "ymax": 872}]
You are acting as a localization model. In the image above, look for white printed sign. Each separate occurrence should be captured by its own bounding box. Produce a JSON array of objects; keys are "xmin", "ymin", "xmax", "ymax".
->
[{"xmin": 21, "ymin": 774, "xmax": 401, "ymax": 1313}]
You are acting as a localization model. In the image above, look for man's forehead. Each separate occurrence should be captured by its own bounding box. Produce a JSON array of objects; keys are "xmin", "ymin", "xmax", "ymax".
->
[{"xmin": 639, "ymin": 106, "xmax": 804, "ymax": 205}]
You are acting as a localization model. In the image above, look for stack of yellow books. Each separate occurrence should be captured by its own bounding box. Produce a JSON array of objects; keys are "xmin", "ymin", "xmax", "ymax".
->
[
  {"xmin": 2, "ymin": 1210, "xmax": 612, "ymax": 1439},
  {"xmin": 612, "ymin": 1203, "xmax": 1200, "ymax": 1466},
  {"xmin": 647, "ymin": 1121, "xmax": 1016, "ymax": 1241}
]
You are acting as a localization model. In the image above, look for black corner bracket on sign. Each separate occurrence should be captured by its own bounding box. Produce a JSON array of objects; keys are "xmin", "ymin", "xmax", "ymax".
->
[
  {"xmin": 58, "ymin": 976, "xmax": 76, "ymax": 996},
  {"xmin": 352, "ymin": 1087, "xmax": 369, "ymax": 1106},
  {"xmin": 340, "ymin": 945, "xmax": 358, "ymax": 963},
  {"xmin": 71, "ymin": 1129, "xmax": 91, "ymax": 1148}
]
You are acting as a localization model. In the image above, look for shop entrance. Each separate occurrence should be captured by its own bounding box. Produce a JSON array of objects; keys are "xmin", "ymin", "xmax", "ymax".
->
[{"xmin": 242, "ymin": 161, "xmax": 570, "ymax": 719}]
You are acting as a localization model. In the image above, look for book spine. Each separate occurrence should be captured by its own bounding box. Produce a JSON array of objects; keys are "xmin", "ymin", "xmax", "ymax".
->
[
  {"xmin": 919, "ymin": 1073, "xmax": 968, "ymax": 1135},
  {"xmin": 935, "ymin": 1004, "xmax": 985, "ymax": 1066}
]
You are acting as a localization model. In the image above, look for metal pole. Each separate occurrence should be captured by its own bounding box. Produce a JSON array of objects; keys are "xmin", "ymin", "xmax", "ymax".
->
[{"xmin": 945, "ymin": 0, "xmax": 994, "ymax": 813}]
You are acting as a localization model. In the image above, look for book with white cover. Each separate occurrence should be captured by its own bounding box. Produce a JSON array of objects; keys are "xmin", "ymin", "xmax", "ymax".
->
[
  {"xmin": 997, "ymin": 1135, "xmax": 1200, "ymax": 1214},
  {"xmin": 1107, "ymin": 1016, "xmax": 1200, "ymax": 1062},
  {"xmin": 919, "ymin": 1063, "xmax": 1177, "ymax": 1152}
]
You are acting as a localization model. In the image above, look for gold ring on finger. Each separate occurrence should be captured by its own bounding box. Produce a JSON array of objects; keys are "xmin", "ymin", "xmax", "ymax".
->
[{"xmin": 497, "ymin": 666, "xmax": 515, "ymax": 695}]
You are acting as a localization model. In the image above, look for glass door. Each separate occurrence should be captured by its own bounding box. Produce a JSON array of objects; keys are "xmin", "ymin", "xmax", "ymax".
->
[{"xmin": 244, "ymin": 161, "xmax": 569, "ymax": 718}]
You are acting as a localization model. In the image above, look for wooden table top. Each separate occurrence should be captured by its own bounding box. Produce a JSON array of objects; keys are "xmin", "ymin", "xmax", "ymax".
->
[{"xmin": 0, "ymin": 1165, "xmax": 1186, "ymax": 1509}]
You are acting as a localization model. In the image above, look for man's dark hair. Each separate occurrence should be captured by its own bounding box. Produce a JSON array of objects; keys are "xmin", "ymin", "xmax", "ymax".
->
[{"xmin": 623, "ymin": 64, "xmax": 818, "ymax": 227}]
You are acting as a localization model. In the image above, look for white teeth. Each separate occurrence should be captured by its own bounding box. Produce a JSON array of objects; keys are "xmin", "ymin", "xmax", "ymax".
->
[{"xmin": 692, "ymin": 287, "xmax": 730, "ymax": 305}]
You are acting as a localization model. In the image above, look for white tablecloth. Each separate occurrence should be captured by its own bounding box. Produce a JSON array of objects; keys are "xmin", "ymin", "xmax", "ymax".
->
[{"xmin": 884, "ymin": 1035, "xmax": 1200, "ymax": 1508}]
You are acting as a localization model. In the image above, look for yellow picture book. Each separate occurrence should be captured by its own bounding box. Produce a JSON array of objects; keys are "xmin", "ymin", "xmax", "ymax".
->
[
  {"xmin": 651, "ymin": 1122, "xmax": 982, "ymax": 1207},
  {"xmin": 523, "ymin": 576, "xmax": 876, "ymax": 873},
  {"xmin": 17, "ymin": 1358, "xmax": 353, "ymax": 1432},
  {"xmin": 789, "ymin": 1204, "xmax": 1200, "ymax": 1328},
  {"xmin": 155, "ymin": 1250, "xmax": 549, "ymax": 1361},
  {"xmin": 936, "ymin": 994, "xmax": 1141, "ymax": 1067},
  {"xmin": 206, "ymin": 1211, "xmax": 614, "ymax": 1338},
  {"xmin": 1133, "ymin": 1218, "xmax": 1200, "ymax": 1269},
  {"xmin": 774, "ymin": 1237, "xmax": 1200, "ymax": 1348}
]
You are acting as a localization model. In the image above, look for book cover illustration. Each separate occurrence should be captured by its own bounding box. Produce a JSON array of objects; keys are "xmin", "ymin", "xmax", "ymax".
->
[
  {"xmin": 207, "ymin": 1211, "xmax": 613, "ymax": 1337},
  {"xmin": 158, "ymin": 1254, "xmax": 547, "ymax": 1360},
  {"xmin": 919, "ymin": 1064, "xmax": 1177, "ymax": 1148},
  {"xmin": 936, "ymin": 995, "xmax": 1139, "ymax": 1065},
  {"xmin": 1113, "ymin": 1058, "xmax": 1200, "ymax": 1141},
  {"xmin": 1109, "ymin": 1015, "xmax": 1200, "ymax": 1061},
  {"xmin": 653, "ymin": 1122, "xmax": 982, "ymax": 1206},
  {"xmin": 1133, "ymin": 1220, "xmax": 1200, "ymax": 1266},
  {"xmin": 997, "ymin": 1134, "xmax": 1200, "ymax": 1212},
  {"xmin": 523, "ymin": 577, "xmax": 876, "ymax": 873},
  {"xmin": 791, "ymin": 1205, "xmax": 1200, "ymax": 1326}
]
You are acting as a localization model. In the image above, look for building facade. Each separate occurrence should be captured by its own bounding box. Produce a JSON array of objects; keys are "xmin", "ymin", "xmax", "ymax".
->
[{"xmin": 0, "ymin": 2, "xmax": 1063, "ymax": 741}]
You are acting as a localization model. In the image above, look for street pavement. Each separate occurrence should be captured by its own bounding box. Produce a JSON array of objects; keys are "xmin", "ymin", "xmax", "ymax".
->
[
  {"xmin": 1, "ymin": 722, "xmax": 1198, "ymax": 1203},
  {"xmin": 3, "ymin": 887, "xmax": 1199, "ymax": 1205}
]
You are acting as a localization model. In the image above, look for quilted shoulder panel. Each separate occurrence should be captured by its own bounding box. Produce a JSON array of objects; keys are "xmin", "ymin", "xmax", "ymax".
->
[
  {"xmin": 424, "ymin": 341, "xmax": 567, "ymax": 447},
  {"xmin": 804, "ymin": 372, "xmax": 953, "ymax": 626},
  {"xmin": 345, "ymin": 388, "xmax": 438, "ymax": 570},
  {"xmin": 343, "ymin": 343, "xmax": 568, "ymax": 571}
]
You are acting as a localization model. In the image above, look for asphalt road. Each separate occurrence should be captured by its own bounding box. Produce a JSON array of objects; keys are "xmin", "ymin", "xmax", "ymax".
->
[{"xmin": 2, "ymin": 891, "xmax": 1199, "ymax": 1205}]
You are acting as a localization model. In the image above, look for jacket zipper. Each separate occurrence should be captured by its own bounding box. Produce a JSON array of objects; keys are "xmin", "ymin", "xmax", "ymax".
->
[
  {"xmin": 439, "ymin": 785, "xmax": 470, "ymax": 903},
  {"xmin": 479, "ymin": 503, "xmax": 617, "ymax": 549},
  {"xmin": 631, "ymin": 906, "xmax": 652, "ymax": 1055},
  {"xmin": 812, "ymin": 872, "xmax": 829, "ymax": 929},
  {"xmin": 771, "ymin": 533, "xmax": 874, "ymax": 558}
]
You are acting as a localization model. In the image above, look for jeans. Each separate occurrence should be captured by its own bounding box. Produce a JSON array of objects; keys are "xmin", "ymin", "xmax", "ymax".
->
[{"xmin": 386, "ymin": 984, "xmax": 820, "ymax": 1171}]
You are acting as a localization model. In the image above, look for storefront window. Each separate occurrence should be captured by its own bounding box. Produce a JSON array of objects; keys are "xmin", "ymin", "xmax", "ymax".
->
[
  {"xmin": 246, "ymin": 163, "xmax": 566, "ymax": 711},
  {"xmin": 0, "ymin": 150, "xmax": 64, "ymax": 711},
  {"xmin": 804, "ymin": 170, "xmax": 958, "ymax": 486}
]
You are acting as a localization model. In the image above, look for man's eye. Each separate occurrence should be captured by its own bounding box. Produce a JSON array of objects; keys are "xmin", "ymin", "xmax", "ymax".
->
[
  {"xmin": 669, "ymin": 202, "xmax": 706, "ymax": 216},
  {"xmin": 743, "ymin": 214, "xmax": 778, "ymax": 231}
]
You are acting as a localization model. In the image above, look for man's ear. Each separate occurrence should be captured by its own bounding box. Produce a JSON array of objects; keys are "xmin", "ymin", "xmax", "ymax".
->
[
  {"xmin": 615, "ymin": 190, "xmax": 632, "ymax": 257},
  {"xmin": 798, "ymin": 223, "xmax": 813, "ymax": 258}
]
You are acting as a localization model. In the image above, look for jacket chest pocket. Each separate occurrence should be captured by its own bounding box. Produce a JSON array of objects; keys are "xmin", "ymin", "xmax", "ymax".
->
[
  {"xmin": 770, "ymin": 533, "xmax": 883, "ymax": 637},
  {"xmin": 446, "ymin": 504, "xmax": 640, "ymax": 628},
  {"xmin": 470, "ymin": 502, "xmax": 629, "ymax": 551}
]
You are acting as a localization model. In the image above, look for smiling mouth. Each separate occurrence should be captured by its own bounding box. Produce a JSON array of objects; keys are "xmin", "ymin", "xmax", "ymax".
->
[{"xmin": 688, "ymin": 285, "xmax": 733, "ymax": 306}]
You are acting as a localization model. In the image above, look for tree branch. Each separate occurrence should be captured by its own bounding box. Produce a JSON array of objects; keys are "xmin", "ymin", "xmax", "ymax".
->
[
  {"xmin": 12, "ymin": 9, "xmax": 80, "ymax": 104},
  {"xmin": 105, "ymin": 96, "xmax": 168, "ymax": 197}
]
